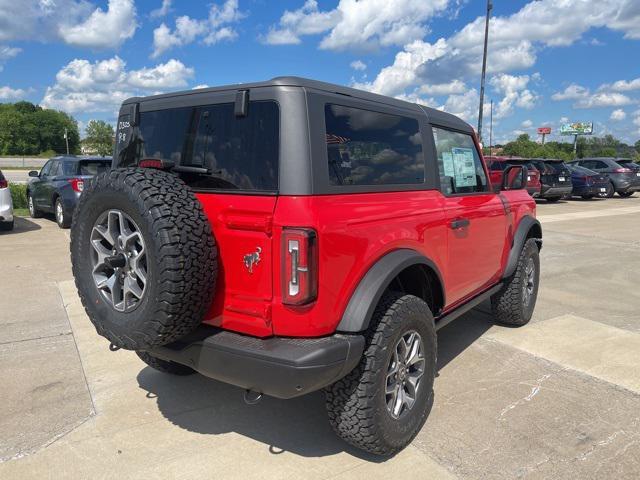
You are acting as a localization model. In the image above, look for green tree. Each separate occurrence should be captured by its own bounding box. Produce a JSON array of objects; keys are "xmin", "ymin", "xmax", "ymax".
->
[{"xmin": 84, "ymin": 120, "xmax": 114, "ymax": 157}]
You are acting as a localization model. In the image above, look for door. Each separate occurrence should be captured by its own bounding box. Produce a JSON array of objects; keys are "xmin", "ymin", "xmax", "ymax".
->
[
  {"xmin": 32, "ymin": 160, "xmax": 53, "ymax": 209},
  {"xmin": 41, "ymin": 160, "xmax": 62, "ymax": 211},
  {"xmin": 432, "ymin": 126, "xmax": 507, "ymax": 306}
]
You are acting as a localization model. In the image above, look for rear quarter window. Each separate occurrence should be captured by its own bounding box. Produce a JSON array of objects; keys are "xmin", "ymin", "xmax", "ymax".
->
[{"xmin": 324, "ymin": 104, "xmax": 424, "ymax": 186}]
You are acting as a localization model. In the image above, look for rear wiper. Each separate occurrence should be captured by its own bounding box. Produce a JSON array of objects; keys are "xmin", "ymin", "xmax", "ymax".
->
[{"xmin": 171, "ymin": 165, "xmax": 210, "ymax": 175}]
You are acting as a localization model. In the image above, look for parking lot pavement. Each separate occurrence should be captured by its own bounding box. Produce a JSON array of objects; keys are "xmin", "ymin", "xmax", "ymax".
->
[{"xmin": 1, "ymin": 198, "xmax": 639, "ymax": 479}]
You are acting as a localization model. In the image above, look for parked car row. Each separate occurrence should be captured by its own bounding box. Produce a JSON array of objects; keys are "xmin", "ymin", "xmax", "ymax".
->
[{"xmin": 486, "ymin": 156, "xmax": 640, "ymax": 201}]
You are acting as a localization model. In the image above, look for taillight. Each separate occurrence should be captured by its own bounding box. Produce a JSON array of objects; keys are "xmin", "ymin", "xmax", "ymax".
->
[
  {"xmin": 68, "ymin": 178, "xmax": 84, "ymax": 192},
  {"xmin": 282, "ymin": 228, "xmax": 318, "ymax": 305},
  {"xmin": 614, "ymin": 168, "xmax": 632, "ymax": 173},
  {"xmin": 0, "ymin": 179, "xmax": 7, "ymax": 188},
  {"xmin": 583, "ymin": 176, "xmax": 592, "ymax": 185}
]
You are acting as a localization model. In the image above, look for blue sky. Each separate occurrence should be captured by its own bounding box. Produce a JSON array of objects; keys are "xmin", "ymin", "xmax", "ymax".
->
[{"xmin": 1, "ymin": 0, "xmax": 639, "ymax": 144}]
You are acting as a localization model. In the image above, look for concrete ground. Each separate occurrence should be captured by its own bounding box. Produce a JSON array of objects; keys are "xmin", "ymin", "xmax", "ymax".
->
[{"xmin": 1, "ymin": 197, "xmax": 639, "ymax": 479}]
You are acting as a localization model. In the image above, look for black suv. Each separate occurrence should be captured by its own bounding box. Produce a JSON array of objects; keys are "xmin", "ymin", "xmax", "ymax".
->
[
  {"xmin": 528, "ymin": 159, "xmax": 573, "ymax": 202},
  {"xmin": 570, "ymin": 157, "xmax": 640, "ymax": 198}
]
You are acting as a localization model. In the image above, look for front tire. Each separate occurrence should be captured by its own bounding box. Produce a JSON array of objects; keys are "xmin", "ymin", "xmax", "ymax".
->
[
  {"xmin": 28, "ymin": 193, "xmax": 42, "ymax": 218},
  {"xmin": 618, "ymin": 191, "xmax": 634, "ymax": 198},
  {"xmin": 491, "ymin": 238, "xmax": 540, "ymax": 326},
  {"xmin": 136, "ymin": 351, "xmax": 196, "ymax": 376},
  {"xmin": 55, "ymin": 198, "xmax": 71, "ymax": 228},
  {"xmin": 546, "ymin": 196, "xmax": 561, "ymax": 202},
  {"xmin": 325, "ymin": 293, "xmax": 436, "ymax": 456},
  {"xmin": 581, "ymin": 195, "xmax": 594, "ymax": 200},
  {"xmin": 604, "ymin": 182, "xmax": 615, "ymax": 198}
]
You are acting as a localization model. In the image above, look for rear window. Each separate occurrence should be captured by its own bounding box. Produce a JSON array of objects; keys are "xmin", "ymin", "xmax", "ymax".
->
[
  {"xmin": 324, "ymin": 104, "xmax": 424, "ymax": 186},
  {"xmin": 63, "ymin": 160, "xmax": 111, "ymax": 176},
  {"xmin": 118, "ymin": 101, "xmax": 279, "ymax": 192},
  {"xmin": 489, "ymin": 161, "xmax": 506, "ymax": 171}
]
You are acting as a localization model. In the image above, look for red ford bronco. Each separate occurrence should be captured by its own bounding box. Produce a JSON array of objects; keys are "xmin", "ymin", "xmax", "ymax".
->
[{"xmin": 70, "ymin": 77, "xmax": 541, "ymax": 456}]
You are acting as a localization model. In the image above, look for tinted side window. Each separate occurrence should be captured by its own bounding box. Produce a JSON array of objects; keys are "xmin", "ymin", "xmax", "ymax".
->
[
  {"xmin": 41, "ymin": 160, "xmax": 53, "ymax": 177},
  {"xmin": 432, "ymin": 127, "xmax": 487, "ymax": 194},
  {"xmin": 132, "ymin": 101, "xmax": 279, "ymax": 192},
  {"xmin": 324, "ymin": 104, "xmax": 424, "ymax": 186}
]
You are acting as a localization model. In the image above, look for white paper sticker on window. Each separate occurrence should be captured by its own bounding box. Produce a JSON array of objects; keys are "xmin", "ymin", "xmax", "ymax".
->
[
  {"xmin": 452, "ymin": 147, "xmax": 477, "ymax": 188},
  {"xmin": 442, "ymin": 152, "xmax": 455, "ymax": 178}
]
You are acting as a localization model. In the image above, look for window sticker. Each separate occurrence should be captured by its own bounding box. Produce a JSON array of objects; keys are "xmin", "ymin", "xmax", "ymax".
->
[
  {"xmin": 442, "ymin": 151, "xmax": 455, "ymax": 178},
  {"xmin": 451, "ymin": 147, "xmax": 477, "ymax": 188}
]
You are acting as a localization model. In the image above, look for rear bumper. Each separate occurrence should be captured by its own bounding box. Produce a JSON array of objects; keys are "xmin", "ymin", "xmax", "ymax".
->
[
  {"xmin": 147, "ymin": 326, "xmax": 365, "ymax": 399},
  {"xmin": 572, "ymin": 185, "xmax": 608, "ymax": 196},
  {"xmin": 539, "ymin": 185, "xmax": 573, "ymax": 197},
  {"xmin": 0, "ymin": 202, "xmax": 13, "ymax": 223},
  {"xmin": 527, "ymin": 185, "xmax": 541, "ymax": 197}
]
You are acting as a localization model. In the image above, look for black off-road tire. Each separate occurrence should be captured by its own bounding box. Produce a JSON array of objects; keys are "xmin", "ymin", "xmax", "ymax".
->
[
  {"xmin": 136, "ymin": 351, "xmax": 196, "ymax": 376},
  {"xmin": 70, "ymin": 168, "xmax": 218, "ymax": 351},
  {"xmin": 325, "ymin": 293, "xmax": 437, "ymax": 456},
  {"xmin": 491, "ymin": 238, "xmax": 540, "ymax": 326},
  {"xmin": 618, "ymin": 191, "xmax": 634, "ymax": 198}
]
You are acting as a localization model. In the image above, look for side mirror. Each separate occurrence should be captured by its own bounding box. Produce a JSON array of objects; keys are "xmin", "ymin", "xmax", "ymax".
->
[
  {"xmin": 502, "ymin": 165, "xmax": 527, "ymax": 191},
  {"xmin": 28, "ymin": 170, "xmax": 39, "ymax": 177}
]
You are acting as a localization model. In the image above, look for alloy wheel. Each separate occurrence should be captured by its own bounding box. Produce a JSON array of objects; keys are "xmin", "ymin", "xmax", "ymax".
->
[
  {"xmin": 522, "ymin": 257, "xmax": 535, "ymax": 308},
  {"xmin": 385, "ymin": 331, "xmax": 425, "ymax": 419},
  {"xmin": 90, "ymin": 209, "xmax": 148, "ymax": 313}
]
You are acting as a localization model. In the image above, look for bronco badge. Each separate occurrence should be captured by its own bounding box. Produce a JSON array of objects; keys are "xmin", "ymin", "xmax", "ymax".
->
[{"xmin": 243, "ymin": 247, "xmax": 262, "ymax": 274}]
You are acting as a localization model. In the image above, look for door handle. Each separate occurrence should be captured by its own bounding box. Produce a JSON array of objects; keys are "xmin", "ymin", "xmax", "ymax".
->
[{"xmin": 450, "ymin": 218, "xmax": 470, "ymax": 229}]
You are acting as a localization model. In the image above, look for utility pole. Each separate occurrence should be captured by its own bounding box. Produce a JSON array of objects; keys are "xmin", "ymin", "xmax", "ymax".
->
[
  {"xmin": 64, "ymin": 128, "xmax": 70, "ymax": 155},
  {"xmin": 489, "ymin": 99, "xmax": 493, "ymax": 156},
  {"xmin": 477, "ymin": 0, "xmax": 493, "ymax": 144}
]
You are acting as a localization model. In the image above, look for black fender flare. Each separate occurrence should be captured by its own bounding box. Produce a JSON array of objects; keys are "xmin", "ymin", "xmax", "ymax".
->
[
  {"xmin": 336, "ymin": 249, "xmax": 445, "ymax": 333},
  {"xmin": 502, "ymin": 216, "xmax": 542, "ymax": 279}
]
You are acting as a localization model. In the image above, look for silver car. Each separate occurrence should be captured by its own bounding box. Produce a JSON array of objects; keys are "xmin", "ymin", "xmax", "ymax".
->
[{"xmin": 0, "ymin": 169, "xmax": 14, "ymax": 231}]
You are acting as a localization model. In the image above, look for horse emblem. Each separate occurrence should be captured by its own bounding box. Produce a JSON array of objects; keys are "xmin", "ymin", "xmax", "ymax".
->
[{"xmin": 243, "ymin": 247, "xmax": 262, "ymax": 274}]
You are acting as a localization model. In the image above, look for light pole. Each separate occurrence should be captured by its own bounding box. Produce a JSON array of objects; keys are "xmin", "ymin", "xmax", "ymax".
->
[
  {"xmin": 477, "ymin": 0, "xmax": 493, "ymax": 144},
  {"xmin": 64, "ymin": 128, "xmax": 70, "ymax": 155},
  {"xmin": 489, "ymin": 99, "xmax": 493, "ymax": 156}
]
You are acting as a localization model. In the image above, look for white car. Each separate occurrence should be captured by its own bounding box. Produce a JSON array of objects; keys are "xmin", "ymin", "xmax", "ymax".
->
[{"xmin": 0, "ymin": 169, "xmax": 14, "ymax": 231}]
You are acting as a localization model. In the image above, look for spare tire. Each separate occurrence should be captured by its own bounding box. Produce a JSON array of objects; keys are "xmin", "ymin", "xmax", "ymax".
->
[{"xmin": 70, "ymin": 168, "xmax": 218, "ymax": 350}]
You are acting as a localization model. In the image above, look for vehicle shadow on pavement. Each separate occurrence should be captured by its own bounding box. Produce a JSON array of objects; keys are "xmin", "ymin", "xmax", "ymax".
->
[
  {"xmin": 136, "ymin": 368, "xmax": 385, "ymax": 461},
  {"xmin": 0, "ymin": 216, "xmax": 41, "ymax": 235},
  {"xmin": 136, "ymin": 304, "xmax": 496, "ymax": 460},
  {"xmin": 435, "ymin": 302, "xmax": 495, "ymax": 371}
]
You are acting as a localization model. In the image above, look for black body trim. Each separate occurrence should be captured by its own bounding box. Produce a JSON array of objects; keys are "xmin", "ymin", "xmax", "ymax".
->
[
  {"xmin": 337, "ymin": 249, "xmax": 445, "ymax": 333},
  {"xmin": 503, "ymin": 216, "xmax": 542, "ymax": 279},
  {"xmin": 434, "ymin": 283, "xmax": 502, "ymax": 331},
  {"xmin": 147, "ymin": 326, "xmax": 365, "ymax": 399}
]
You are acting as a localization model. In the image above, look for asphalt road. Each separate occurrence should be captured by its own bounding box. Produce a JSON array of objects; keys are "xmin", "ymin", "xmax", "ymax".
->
[
  {"xmin": 2, "ymin": 170, "xmax": 32, "ymax": 184},
  {"xmin": 1, "ymin": 197, "xmax": 639, "ymax": 479}
]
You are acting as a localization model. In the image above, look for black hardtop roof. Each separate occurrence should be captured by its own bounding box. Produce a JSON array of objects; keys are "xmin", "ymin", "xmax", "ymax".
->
[
  {"xmin": 122, "ymin": 76, "xmax": 472, "ymax": 132},
  {"xmin": 50, "ymin": 155, "xmax": 112, "ymax": 162}
]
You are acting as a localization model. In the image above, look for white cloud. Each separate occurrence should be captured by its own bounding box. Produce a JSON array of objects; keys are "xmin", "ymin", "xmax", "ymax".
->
[
  {"xmin": 0, "ymin": 0, "xmax": 137, "ymax": 50},
  {"xmin": 350, "ymin": 60, "xmax": 367, "ymax": 71},
  {"xmin": 418, "ymin": 79, "xmax": 467, "ymax": 96},
  {"xmin": 601, "ymin": 77, "xmax": 640, "ymax": 92},
  {"xmin": 439, "ymin": 89, "xmax": 480, "ymax": 123},
  {"xmin": 42, "ymin": 56, "xmax": 194, "ymax": 113},
  {"xmin": 0, "ymin": 86, "xmax": 26, "ymax": 100},
  {"xmin": 152, "ymin": 0, "xmax": 244, "ymax": 57},
  {"xmin": 575, "ymin": 92, "xmax": 634, "ymax": 109},
  {"xmin": 489, "ymin": 74, "xmax": 538, "ymax": 118},
  {"xmin": 521, "ymin": 119, "xmax": 533, "ymax": 128},
  {"xmin": 192, "ymin": 84, "xmax": 209, "ymax": 89},
  {"xmin": 357, "ymin": 0, "xmax": 640, "ymax": 106},
  {"xmin": 151, "ymin": 0, "xmax": 172, "ymax": 18},
  {"xmin": 0, "ymin": 45, "xmax": 21, "ymax": 71},
  {"xmin": 60, "ymin": 0, "xmax": 137, "ymax": 49},
  {"xmin": 264, "ymin": 0, "xmax": 449, "ymax": 50},
  {"xmin": 551, "ymin": 84, "xmax": 589, "ymax": 101},
  {"xmin": 610, "ymin": 109, "xmax": 626, "ymax": 121}
]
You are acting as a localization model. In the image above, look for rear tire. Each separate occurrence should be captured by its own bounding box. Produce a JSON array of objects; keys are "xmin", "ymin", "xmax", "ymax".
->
[
  {"xmin": 546, "ymin": 196, "xmax": 561, "ymax": 202},
  {"xmin": 55, "ymin": 198, "xmax": 71, "ymax": 228},
  {"xmin": 28, "ymin": 193, "xmax": 42, "ymax": 218},
  {"xmin": 618, "ymin": 191, "xmax": 634, "ymax": 198},
  {"xmin": 0, "ymin": 220, "xmax": 13, "ymax": 231},
  {"xmin": 325, "ymin": 292, "xmax": 436, "ymax": 456},
  {"xmin": 581, "ymin": 195, "xmax": 594, "ymax": 200},
  {"xmin": 136, "ymin": 351, "xmax": 196, "ymax": 376},
  {"xmin": 491, "ymin": 238, "xmax": 540, "ymax": 326}
]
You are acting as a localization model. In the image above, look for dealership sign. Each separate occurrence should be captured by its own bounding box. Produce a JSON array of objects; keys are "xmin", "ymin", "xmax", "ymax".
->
[
  {"xmin": 537, "ymin": 127, "xmax": 551, "ymax": 135},
  {"xmin": 560, "ymin": 122, "xmax": 593, "ymax": 135}
]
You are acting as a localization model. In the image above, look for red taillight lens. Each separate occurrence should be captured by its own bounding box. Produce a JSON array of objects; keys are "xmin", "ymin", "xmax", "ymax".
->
[
  {"xmin": 139, "ymin": 158, "xmax": 165, "ymax": 169},
  {"xmin": 0, "ymin": 179, "xmax": 7, "ymax": 188},
  {"xmin": 583, "ymin": 176, "xmax": 592, "ymax": 185},
  {"xmin": 614, "ymin": 168, "xmax": 632, "ymax": 173},
  {"xmin": 68, "ymin": 178, "xmax": 84, "ymax": 192},
  {"xmin": 282, "ymin": 228, "xmax": 318, "ymax": 305}
]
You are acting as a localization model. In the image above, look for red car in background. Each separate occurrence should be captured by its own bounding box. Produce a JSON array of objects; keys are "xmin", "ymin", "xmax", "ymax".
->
[{"xmin": 486, "ymin": 156, "xmax": 542, "ymax": 197}]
